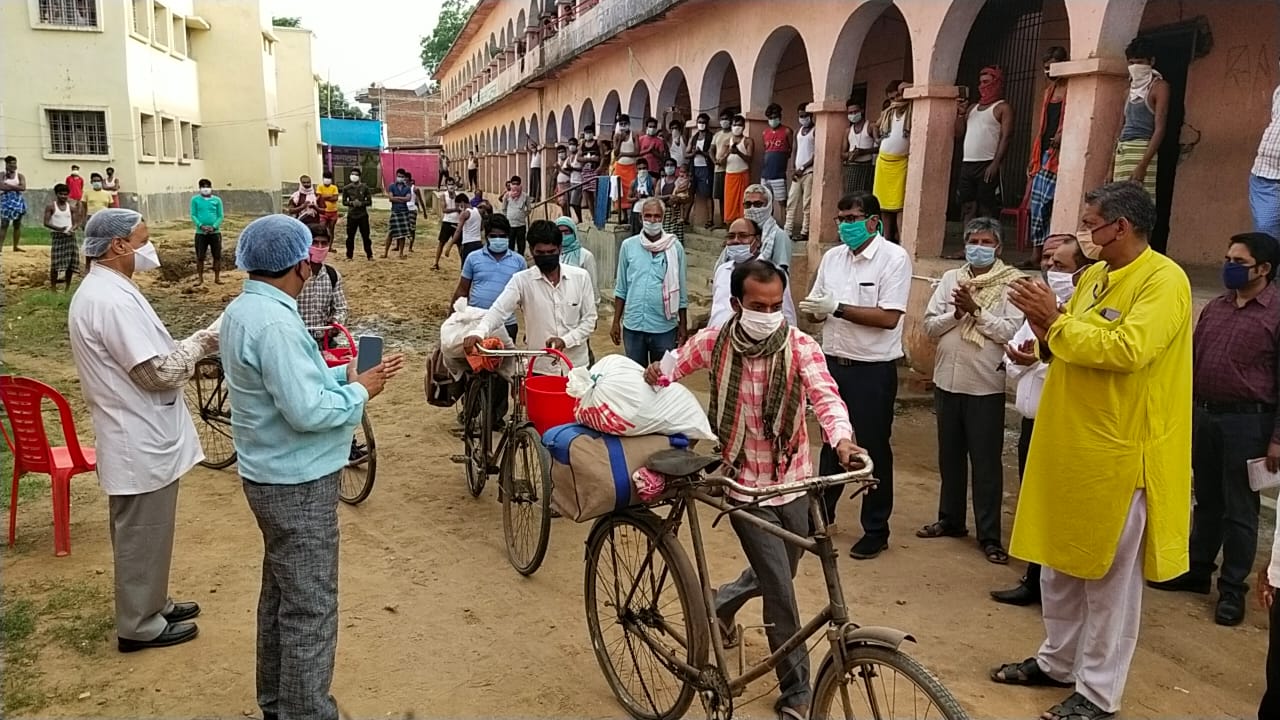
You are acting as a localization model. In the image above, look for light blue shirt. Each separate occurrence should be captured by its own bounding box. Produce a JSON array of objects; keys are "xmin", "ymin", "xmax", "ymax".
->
[
  {"xmin": 614, "ymin": 234, "xmax": 687, "ymax": 334},
  {"xmin": 462, "ymin": 248, "xmax": 526, "ymax": 326},
  {"xmin": 221, "ymin": 280, "xmax": 368, "ymax": 484}
]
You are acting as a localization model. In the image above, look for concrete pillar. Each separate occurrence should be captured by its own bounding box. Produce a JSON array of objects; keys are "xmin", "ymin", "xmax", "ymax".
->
[
  {"xmin": 899, "ymin": 84, "xmax": 961, "ymax": 259},
  {"xmin": 791, "ymin": 101, "xmax": 849, "ymax": 315},
  {"xmin": 1048, "ymin": 57, "xmax": 1129, "ymax": 232}
]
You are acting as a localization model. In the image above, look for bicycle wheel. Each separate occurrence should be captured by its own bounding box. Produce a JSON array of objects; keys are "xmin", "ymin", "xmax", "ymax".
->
[
  {"xmin": 340, "ymin": 412, "xmax": 376, "ymax": 505},
  {"xmin": 186, "ymin": 358, "xmax": 237, "ymax": 470},
  {"xmin": 500, "ymin": 425, "xmax": 552, "ymax": 576},
  {"xmin": 461, "ymin": 378, "xmax": 490, "ymax": 498},
  {"xmin": 810, "ymin": 644, "xmax": 969, "ymax": 720},
  {"xmin": 584, "ymin": 511, "xmax": 708, "ymax": 720}
]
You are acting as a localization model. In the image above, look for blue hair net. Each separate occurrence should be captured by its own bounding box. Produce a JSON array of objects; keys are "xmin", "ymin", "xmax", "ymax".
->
[
  {"xmin": 235, "ymin": 214, "xmax": 311, "ymax": 273},
  {"xmin": 81, "ymin": 208, "xmax": 142, "ymax": 258}
]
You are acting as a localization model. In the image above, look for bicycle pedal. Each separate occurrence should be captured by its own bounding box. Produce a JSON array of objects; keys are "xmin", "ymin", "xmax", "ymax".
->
[{"xmin": 449, "ymin": 454, "xmax": 467, "ymax": 464}]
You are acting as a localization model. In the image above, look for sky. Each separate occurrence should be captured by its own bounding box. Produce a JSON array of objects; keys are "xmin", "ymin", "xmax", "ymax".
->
[{"xmin": 267, "ymin": 0, "xmax": 447, "ymax": 104}]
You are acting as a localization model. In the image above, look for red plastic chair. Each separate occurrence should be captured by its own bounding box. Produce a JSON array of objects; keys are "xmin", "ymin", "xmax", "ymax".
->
[
  {"xmin": 1002, "ymin": 182, "xmax": 1033, "ymax": 251},
  {"xmin": 0, "ymin": 376, "xmax": 97, "ymax": 556}
]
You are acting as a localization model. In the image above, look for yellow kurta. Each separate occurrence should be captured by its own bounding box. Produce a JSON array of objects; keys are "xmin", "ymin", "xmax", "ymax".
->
[{"xmin": 1010, "ymin": 247, "xmax": 1192, "ymax": 582}]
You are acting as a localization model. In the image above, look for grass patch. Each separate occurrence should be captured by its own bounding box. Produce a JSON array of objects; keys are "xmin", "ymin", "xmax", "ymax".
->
[
  {"xmin": 2, "ymin": 579, "xmax": 114, "ymax": 713},
  {"xmin": 8, "ymin": 225, "xmax": 52, "ymax": 247},
  {"xmin": 2, "ymin": 596, "xmax": 44, "ymax": 715},
  {"xmin": 1, "ymin": 287, "xmax": 72, "ymax": 357},
  {"xmin": 48, "ymin": 612, "xmax": 114, "ymax": 656}
]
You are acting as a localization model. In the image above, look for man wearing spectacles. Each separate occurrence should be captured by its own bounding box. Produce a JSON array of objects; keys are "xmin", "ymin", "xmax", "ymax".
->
[{"xmin": 709, "ymin": 217, "xmax": 796, "ymax": 329}]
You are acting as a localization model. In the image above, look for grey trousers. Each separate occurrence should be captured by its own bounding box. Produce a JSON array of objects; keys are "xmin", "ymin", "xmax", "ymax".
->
[
  {"xmin": 108, "ymin": 480, "xmax": 179, "ymax": 641},
  {"xmin": 242, "ymin": 472, "xmax": 341, "ymax": 720},
  {"xmin": 714, "ymin": 497, "xmax": 810, "ymax": 710},
  {"xmin": 934, "ymin": 388, "xmax": 1006, "ymax": 546}
]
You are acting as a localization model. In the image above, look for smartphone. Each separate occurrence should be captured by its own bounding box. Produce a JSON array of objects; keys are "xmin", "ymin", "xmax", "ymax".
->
[
  {"xmin": 356, "ymin": 335, "xmax": 384, "ymax": 375},
  {"xmin": 958, "ymin": 86, "xmax": 970, "ymax": 101}
]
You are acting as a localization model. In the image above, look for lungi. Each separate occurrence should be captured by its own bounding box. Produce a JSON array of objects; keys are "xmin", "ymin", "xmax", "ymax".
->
[
  {"xmin": 1, "ymin": 191, "xmax": 26, "ymax": 221},
  {"xmin": 872, "ymin": 152, "xmax": 908, "ymax": 212},
  {"xmin": 1029, "ymin": 150, "xmax": 1058, "ymax": 248},
  {"xmin": 724, "ymin": 170, "xmax": 749, "ymax": 224},
  {"xmin": 615, "ymin": 163, "xmax": 638, "ymax": 212},
  {"xmin": 50, "ymin": 231, "xmax": 79, "ymax": 274},
  {"xmin": 844, "ymin": 162, "xmax": 874, "ymax": 196},
  {"xmin": 388, "ymin": 210, "xmax": 413, "ymax": 240},
  {"xmin": 1113, "ymin": 140, "xmax": 1158, "ymax": 198},
  {"xmin": 594, "ymin": 177, "xmax": 611, "ymax": 229}
]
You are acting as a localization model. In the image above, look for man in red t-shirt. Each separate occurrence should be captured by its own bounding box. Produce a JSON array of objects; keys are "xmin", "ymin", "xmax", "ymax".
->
[{"xmin": 65, "ymin": 165, "xmax": 84, "ymax": 201}]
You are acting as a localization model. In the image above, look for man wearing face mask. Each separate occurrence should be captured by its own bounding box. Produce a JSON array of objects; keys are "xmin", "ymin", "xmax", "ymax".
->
[
  {"xmin": 709, "ymin": 218, "xmax": 796, "ymax": 329},
  {"xmin": 716, "ymin": 184, "xmax": 791, "ymax": 272},
  {"xmin": 614, "ymin": 114, "xmax": 639, "ymax": 222},
  {"xmin": 991, "ymin": 233, "xmax": 1090, "ymax": 606},
  {"xmin": 711, "ymin": 110, "xmax": 735, "ymax": 228},
  {"xmin": 316, "ymin": 171, "xmax": 340, "ymax": 241},
  {"xmin": 760, "ymin": 103, "xmax": 793, "ymax": 224},
  {"xmin": 464, "ymin": 219, "xmax": 596, "ymax": 376},
  {"xmin": 786, "ymin": 103, "xmax": 816, "ymax": 242},
  {"xmin": 65, "ymin": 164, "xmax": 84, "ymax": 201},
  {"xmin": 1149, "ymin": 232, "xmax": 1280, "ymax": 628},
  {"xmin": 296, "ymin": 223, "xmax": 349, "ymax": 344},
  {"xmin": 642, "ymin": 260, "xmax": 866, "ymax": 720},
  {"xmin": 843, "ymin": 100, "xmax": 879, "ymax": 195},
  {"xmin": 341, "ymin": 169, "xmax": 373, "ymax": 261},
  {"xmin": 287, "ymin": 175, "xmax": 320, "ymax": 223},
  {"xmin": 69, "ymin": 208, "xmax": 219, "ymax": 653},
  {"xmin": 83, "ymin": 172, "xmax": 114, "ymax": 218},
  {"xmin": 613, "ymin": 197, "xmax": 688, "ymax": 366},
  {"xmin": 800, "ymin": 192, "xmax": 912, "ymax": 559},
  {"xmin": 638, "ymin": 117, "xmax": 668, "ymax": 184},
  {"xmin": 627, "ymin": 160, "xmax": 657, "ymax": 236},
  {"xmin": 920, "ymin": 218, "xmax": 1023, "ymax": 566},
  {"xmin": 190, "ymin": 178, "xmax": 224, "ymax": 286},
  {"xmin": 690, "ymin": 113, "xmax": 717, "ymax": 228},
  {"xmin": 1112, "ymin": 37, "xmax": 1168, "ymax": 197},
  {"xmin": 223, "ymin": 214, "xmax": 403, "ymax": 720},
  {"xmin": 722, "ymin": 115, "xmax": 754, "ymax": 225},
  {"xmin": 998, "ymin": 182, "xmax": 1191, "ymax": 720}
]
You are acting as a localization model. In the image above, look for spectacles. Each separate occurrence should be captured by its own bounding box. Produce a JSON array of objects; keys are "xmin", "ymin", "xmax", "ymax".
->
[
  {"xmin": 743, "ymin": 200, "xmax": 768, "ymax": 209},
  {"xmin": 836, "ymin": 213, "xmax": 867, "ymax": 222},
  {"xmin": 726, "ymin": 232, "xmax": 757, "ymax": 241}
]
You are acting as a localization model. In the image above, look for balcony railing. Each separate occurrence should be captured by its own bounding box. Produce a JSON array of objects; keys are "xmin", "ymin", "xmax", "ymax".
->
[{"xmin": 443, "ymin": 0, "xmax": 679, "ymax": 128}]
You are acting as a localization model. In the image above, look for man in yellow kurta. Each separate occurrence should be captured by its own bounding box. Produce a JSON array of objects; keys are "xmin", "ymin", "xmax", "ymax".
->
[{"xmin": 992, "ymin": 182, "xmax": 1192, "ymax": 720}]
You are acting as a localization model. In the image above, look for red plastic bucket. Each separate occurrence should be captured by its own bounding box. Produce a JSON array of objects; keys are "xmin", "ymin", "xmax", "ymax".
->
[{"xmin": 523, "ymin": 349, "xmax": 576, "ymax": 435}]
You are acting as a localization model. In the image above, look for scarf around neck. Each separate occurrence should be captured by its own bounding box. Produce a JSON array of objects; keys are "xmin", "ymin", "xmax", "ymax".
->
[
  {"xmin": 555, "ymin": 215, "xmax": 582, "ymax": 266},
  {"xmin": 1129, "ymin": 66, "xmax": 1163, "ymax": 103},
  {"xmin": 708, "ymin": 318, "xmax": 803, "ymax": 473},
  {"xmin": 958, "ymin": 259, "xmax": 1023, "ymax": 346},
  {"xmin": 640, "ymin": 232, "xmax": 681, "ymax": 320}
]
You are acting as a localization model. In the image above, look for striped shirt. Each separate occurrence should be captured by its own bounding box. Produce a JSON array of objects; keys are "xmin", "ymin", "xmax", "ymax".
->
[{"xmin": 1255, "ymin": 86, "xmax": 1280, "ymax": 180}]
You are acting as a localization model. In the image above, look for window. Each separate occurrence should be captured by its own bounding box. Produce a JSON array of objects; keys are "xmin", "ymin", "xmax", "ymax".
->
[
  {"xmin": 131, "ymin": 0, "xmax": 147, "ymax": 35},
  {"xmin": 152, "ymin": 2, "xmax": 168, "ymax": 47},
  {"xmin": 140, "ymin": 113, "xmax": 157, "ymax": 156},
  {"xmin": 37, "ymin": 0, "xmax": 99, "ymax": 28},
  {"xmin": 268, "ymin": 129, "xmax": 280, "ymax": 147},
  {"xmin": 46, "ymin": 109, "xmax": 108, "ymax": 156},
  {"xmin": 191, "ymin": 124, "xmax": 201, "ymax": 159},
  {"xmin": 180, "ymin": 121, "xmax": 192, "ymax": 159},
  {"xmin": 170, "ymin": 14, "xmax": 186, "ymax": 55},
  {"xmin": 161, "ymin": 116, "xmax": 176, "ymax": 158}
]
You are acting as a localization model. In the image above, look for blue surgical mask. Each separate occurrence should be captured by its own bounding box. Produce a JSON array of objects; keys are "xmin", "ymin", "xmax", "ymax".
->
[
  {"xmin": 838, "ymin": 219, "xmax": 876, "ymax": 252},
  {"xmin": 725, "ymin": 245, "xmax": 754, "ymax": 264},
  {"xmin": 488, "ymin": 237, "xmax": 509, "ymax": 254},
  {"xmin": 1223, "ymin": 261, "xmax": 1254, "ymax": 290},
  {"xmin": 767, "ymin": 118, "xmax": 781, "ymax": 129},
  {"xmin": 965, "ymin": 244, "xmax": 997, "ymax": 268}
]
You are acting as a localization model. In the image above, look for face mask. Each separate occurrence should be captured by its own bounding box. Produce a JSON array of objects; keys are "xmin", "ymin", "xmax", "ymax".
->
[
  {"xmin": 585, "ymin": 133, "xmax": 594, "ymax": 140},
  {"xmin": 350, "ymin": 174, "xmax": 360, "ymax": 182},
  {"xmin": 200, "ymin": 187, "xmax": 212, "ymax": 197},
  {"xmin": 697, "ymin": 122, "xmax": 707, "ymax": 131},
  {"xmin": 558, "ymin": 152, "xmax": 567, "ymax": 159},
  {"xmin": 91, "ymin": 182, "xmax": 102, "ymax": 190},
  {"xmin": 720, "ymin": 119, "xmax": 731, "ymax": 130},
  {"xmin": 302, "ymin": 184, "xmax": 313, "ymax": 191},
  {"xmin": 799, "ymin": 116, "xmax": 812, "ymax": 127},
  {"xmin": 848, "ymin": 112, "xmax": 863, "ymax": 124},
  {"xmin": 767, "ymin": 118, "xmax": 781, "ymax": 129},
  {"xmin": 739, "ymin": 308, "xmax": 784, "ymax": 340},
  {"xmin": 132, "ymin": 241, "xmax": 161, "ymax": 272},
  {"xmin": 964, "ymin": 244, "xmax": 997, "ymax": 268},
  {"xmin": 322, "ymin": 179, "xmax": 332, "ymax": 186},
  {"xmin": 487, "ymin": 236, "xmax": 509, "ymax": 254},
  {"xmin": 1045, "ymin": 270, "xmax": 1076, "ymax": 303},
  {"xmin": 745, "ymin": 206, "xmax": 771, "ymax": 225},
  {"xmin": 1076, "ymin": 229, "xmax": 1104, "ymax": 260},
  {"xmin": 725, "ymin": 245, "xmax": 754, "ymax": 264},
  {"xmin": 71, "ymin": 171, "xmax": 79, "ymax": 177},
  {"xmin": 1223, "ymin": 262, "xmax": 1254, "ymax": 290},
  {"xmin": 308, "ymin": 245, "xmax": 329, "ymax": 264},
  {"xmin": 642, "ymin": 220, "xmax": 664, "ymax": 237},
  {"xmin": 1128, "ymin": 63, "xmax": 1153, "ymax": 82},
  {"xmin": 618, "ymin": 124, "xmax": 630, "ymax": 132},
  {"xmin": 838, "ymin": 220, "xmax": 875, "ymax": 251},
  {"xmin": 646, "ymin": 127, "xmax": 657, "ymax": 136},
  {"xmin": 664, "ymin": 167, "xmax": 676, "ymax": 176},
  {"xmin": 638, "ymin": 170, "xmax": 649, "ymax": 180},
  {"xmin": 731, "ymin": 126, "xmax": 744, "ymax": 137},
  {"xmin": 533, "ymin": 253, "xmax": 560, "ymax": 272}
]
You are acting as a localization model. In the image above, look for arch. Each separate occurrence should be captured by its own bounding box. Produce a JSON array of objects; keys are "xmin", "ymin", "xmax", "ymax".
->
[
  {"xmin": 489, "ymin": 32, "xmax": 498, "ymax": 57},
  {"xmin": 517, "ymin": 10, "xmax": 527, "ymax": 46},
  {"xmin": 918, "ymin": 3, "xmax": 988, "ymax": 84},
  {"xmin": 698, "ymin": 51, "xmax": 742, "ymax": 116},
  {"xmin": 560, "ymin": 104, "xmax": 576, "ymax": 141},
  {"xmin": 542, "ymin": 0, "xmax": 556, "ymax": 16},
  {"xmin": 750, "ymin": 26, "xmax": 813, "ymax": 114},
  {"xmin": 502, "ymin": 125, "xmax": 511, "ymax": 152},
  {"xmin": 627, "ymin": 79, "xmax": 651, "ymax": 122},
  {"xmin": 506, "ymin": 19, "xmax": 515, "ymax": 48},
  {"xmin": 508, "ymin": 121, "xmax": 517, "ymax": 152},
  {"xmin": 530, "ymin": 112, "xmax": 541, "ymax": 143},
  {"xmin": 825, "ymin": 0, "xmax": 900, "ymax": 99},
  {"xmin": 600, "ymin": 89, "xmax": 622, "ymax": 134},
  {"xmin": 545, "ymin": 110, "xmax": 558, "ymax": 144},
  {"xmin": 579, "ymin": 98, "xmax": 596, "ymax": 132},
  {"xmin": 500, "ymin": 27, "xmax": 508, "ymax": 51},
  {"xmin": 656, "ymin": 66, "xmax": 692, "ymax": 124}
]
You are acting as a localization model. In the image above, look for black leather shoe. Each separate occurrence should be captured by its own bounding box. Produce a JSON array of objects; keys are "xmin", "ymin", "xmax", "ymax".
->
[
  {"xmin": 118, "ymin": 621, "xmax": 199, "ymax": 653},
  {"xmin": 1215, "ymin": 593, "xmax": 1245, "ymax": 626},
  {"xmin": 991, "ymin": 582, "xmax": 1041, "ymax": 606},
  {"xmin": 1148, "ymin": 572, "xmax": 1211, "ymax": 595},
  {"xmin": 163, "ymin": 601, "xmax": 201, "ymax": 623},
  {"xmin": 849, "ymin": 535, "xmax": 888, "ymax": 560}
]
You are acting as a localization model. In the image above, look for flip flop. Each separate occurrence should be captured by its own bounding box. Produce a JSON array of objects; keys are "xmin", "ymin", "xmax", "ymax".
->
[
  {"xmin": 983, "ymin": 543, "xmax": 1010, "ymax": 565},
  {"xmin": 990, "ymin": 657, "xmax": 1073, "ymax": 687},
  {"xmin": 916, "ymin": 522, "xmax": 968, "ymax": 539},
  {"xmin": 1041, "ymin": 692, "xmax": 1114, "ymax": 720}
]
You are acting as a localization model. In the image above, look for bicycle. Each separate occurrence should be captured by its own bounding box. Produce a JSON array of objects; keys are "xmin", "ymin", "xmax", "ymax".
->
[
  {"xmin": 184, "ymin": 322, "xmax": 379, "ymax": 506},
  {"xmin": 583, "ymin": 449, "xmax": 969, "ymax": 720},
  {"xmin": 453, "ymin": 346, "xmax": 562, "ymax": 576}
]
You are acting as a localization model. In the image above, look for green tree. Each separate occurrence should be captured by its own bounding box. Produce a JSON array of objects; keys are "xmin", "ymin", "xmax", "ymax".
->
[
  {"xmin": 419, "ymin": 0, "xmax": 475, "ymax": 76},
  {"xmin": 271, "ymin": 16, "xmax": 302, "ymax": 27},
  {"xmin": 319, "ymin": 82, "xmax": 368, "ymax": 119}
]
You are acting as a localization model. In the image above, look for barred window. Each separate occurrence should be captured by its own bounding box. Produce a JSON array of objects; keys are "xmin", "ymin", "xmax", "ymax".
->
[
  {"xmin": 46, "ymin": 109, "xmax": 109, "ymax": 156},
  {"xmin": 191, "ymin": 125, "xmax": 201, "ymax": 159},
  {"xmin": 38, "ymin": 0, "xmax": 98, "ymax": 27}
]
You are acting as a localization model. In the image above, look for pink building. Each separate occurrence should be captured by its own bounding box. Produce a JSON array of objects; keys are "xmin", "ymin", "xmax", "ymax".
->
[{"xmin": 434, "ymin": 0, "xmax": 1280, "ymax": 368}]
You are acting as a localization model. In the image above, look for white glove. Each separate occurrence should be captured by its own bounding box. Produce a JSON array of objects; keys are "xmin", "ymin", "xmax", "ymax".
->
[
  {"xmin": 798, "ymin": 292, "xmax": 838, "ymax": 318},
  {"xmin": 207, "ymin": 312, "xmax": 224, "ymax": 334},
  {"xmin": 192, "ymin": 329, "xmax": 219, "ymax": 355}
]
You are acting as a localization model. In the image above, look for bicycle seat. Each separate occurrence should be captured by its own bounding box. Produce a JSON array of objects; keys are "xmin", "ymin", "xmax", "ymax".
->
[{"xmin": 645, "ymin": 449, "xmax": 722, "ymax": 478}]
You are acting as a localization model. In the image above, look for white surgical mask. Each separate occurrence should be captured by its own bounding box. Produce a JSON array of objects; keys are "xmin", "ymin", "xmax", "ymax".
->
[
  {"xmin": 799, "ymin": 116, "xmax": 812, "ymax": 127},
  {"xmin": 731, "ymin": 126, "xmax": 744, "ymax": 137},
  {"xmin": 725, "ymin": 245, "xmax": 754, "ymax": 263},
  {"xmin": 322, "ymin": 179, "xmax": 332, "ymax": 186},
  {"xmin": 349, "ymin": 174, "xmax": 359, "ymax": 182},
  {"xmin": 1128, "ymin": 63, "xmax": 1153, "ymax": 83},
  {"xmin": 91, "ymin": 182, "xmax": 102, "ymax": 190},
  {"xmin": 132, "ymin": 241, "xmax": 161, "ymax": 272},
  {"xmin": 719, "ymin": 119, "xmax": 731, "ymax": 130},
  {"xmin": 1045, "ymin": 270, "xmax": 1076, "ymax": 304},
  {"xmin": 739, "ymin": 308, "xmax": 784, "ymax": 340},
  {"xmin": 848, "ymin": 112, "xmax": 863, "ymax": 124},
  {"xmin": 697, "ymin": 122, "xmax": 707, "ymax": 131},
  {"xmin": 585, "ymin": 133, "xmax": 594, "ymax": 140},
  {"xmin": 642, "ymin": 220, "xmax": 664, "ymax": 237},
  {"xmin": 199, "ymin": 187, "xmax": 212, "ymax": 197}
]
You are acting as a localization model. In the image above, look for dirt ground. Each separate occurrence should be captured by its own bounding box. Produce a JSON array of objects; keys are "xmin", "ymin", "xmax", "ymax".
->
[{"xmin": 0, "ymin": 212, "xmax": 1269, "ymax": 718}]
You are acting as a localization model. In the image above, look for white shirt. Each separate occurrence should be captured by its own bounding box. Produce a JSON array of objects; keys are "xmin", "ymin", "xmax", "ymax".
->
[
  {"xmin": 708, "ymin": 260, "xmax": 797, "ymax": 330},
  {"xmin": 795, "ymin": 127, "xmax": 816, "ymax": 171},
  {"xmin": 1006, "ymin": 321, "xmax": 1048, "ymax": 419},
  {"xmin": 810, "ymin": 237, "xmax": 912, "ymax": 362},
  {"xmin": 407, "ymin": 184, "xmax": 418, "ymax": 212},
  {"xmin": 441, "ymin": 192, "xmax": 460, "ymax": 224},
  {"xmin": 1269, "ymin": 503, "xmax": 1280, "ymax": 585},
  {"xmin": 530, "ymin": 150, "xmax": 542, "ymax": 169},
  {"xmin": 669, "ymin": 135, "xmax": 686, "ymax": 166},
  {"xmin": 67, "ymin": 265, "xmax": 203, "ymax": 495},
  {"xmin": 922, "ymin": 267, "xmax": 1024, "ymax": 396},
  {"xmin": 473, "ymin": 264, "xmax": 598, "ymax": 374}
]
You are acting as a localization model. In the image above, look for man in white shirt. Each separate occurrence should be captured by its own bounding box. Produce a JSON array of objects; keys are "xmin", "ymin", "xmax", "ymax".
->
[
  {"xmin": 67, "ymin": 209, "xmax": 218, "ymax": 652},
  {"xmin": 799, "ymin": 192, "xmax": 912, "ymax": 560},
  {"xmin": 920, "ymin": 217, "xmax": 1024, "ymax": 565},
  {"xmin": 464, "ymin": 219, "xmax": 598, "ymax": 374},
  {"xmin": 991, "ymin": 234, "xmax": 1085, "ymax": 606},
  {"xmin": 709, "ymin": 217, "xmax": 796, "ymax": 329},
  {"xmin": 786, "ymin": 103, "xmax": 817, "ymax": 242}
]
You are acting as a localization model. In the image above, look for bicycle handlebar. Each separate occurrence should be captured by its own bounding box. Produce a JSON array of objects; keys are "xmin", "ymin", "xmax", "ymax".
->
[
  {"xmin": 474, "ymin": 346, "xmax": 565, "ymax": 359},
  {"xmin": 701, "ymin": 454, "xmax": 875, "ymax": 499}
]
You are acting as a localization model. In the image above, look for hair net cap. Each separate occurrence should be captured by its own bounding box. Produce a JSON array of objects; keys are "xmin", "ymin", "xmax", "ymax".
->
[
  {"xmin": 235, "ymin": 214, "xmax": 311, "ymax": 273},
  {"xmin": 81, "ymin": 208, "xmax": 142, "ymax": 258}
]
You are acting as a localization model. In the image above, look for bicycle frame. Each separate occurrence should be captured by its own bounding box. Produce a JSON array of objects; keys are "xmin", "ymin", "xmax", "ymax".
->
[{"xmin": 467, "ymin": 369, "xmax": 530, "ymax": 467}]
